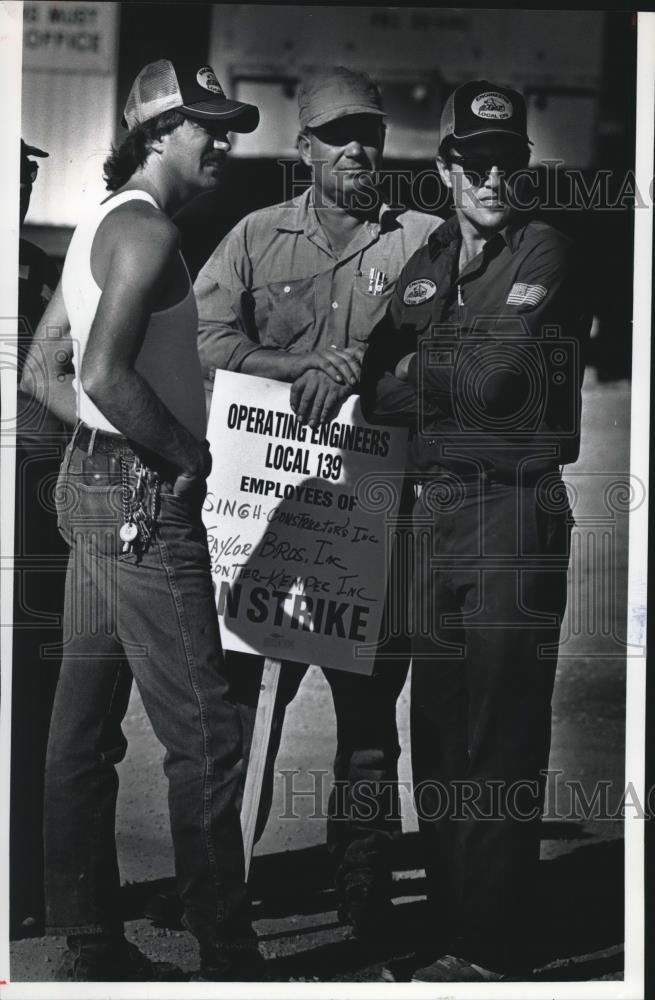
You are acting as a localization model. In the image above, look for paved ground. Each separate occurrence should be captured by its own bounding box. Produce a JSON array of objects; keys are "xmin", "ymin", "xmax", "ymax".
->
[{"xmin": 8, "ymin": 372, "xmax": 633, "ymax": 984}]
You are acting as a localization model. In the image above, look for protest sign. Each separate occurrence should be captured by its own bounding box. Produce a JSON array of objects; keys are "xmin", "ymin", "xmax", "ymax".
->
[{"xmin": 204, "ymin": 371, "xmax": 408, "ymax": 674}]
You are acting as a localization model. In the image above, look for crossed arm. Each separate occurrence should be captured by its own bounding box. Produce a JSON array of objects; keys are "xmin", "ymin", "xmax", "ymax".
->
[
  {"xmin": 361, "ymin": 236, "xmax": 590, "ymax": 446},
  {"xmin": 237, "ymin": 343, "xmax": 365, "ymax": 427},
  {"xmin": 195, "ymin": 231, "xmax": 365, "ymax": 427},
  {"xmin": 201, "ymin": 323, "xmax": 364, "ymax": 428}
]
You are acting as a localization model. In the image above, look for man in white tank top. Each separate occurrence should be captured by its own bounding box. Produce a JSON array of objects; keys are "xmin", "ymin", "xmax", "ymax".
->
[{"xmin": 20, "ymin": 60, "xmax": 262, "ymax": 983}]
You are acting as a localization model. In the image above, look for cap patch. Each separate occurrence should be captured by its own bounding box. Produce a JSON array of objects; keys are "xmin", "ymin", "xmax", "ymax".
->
[
  {"xmin": 403, "ymin": 279, "xmax": 437, "ymax": 306},
  {"xmin": 471, "ymin": 91, "xmax": 513, "ymax": 120},
  {"xmin": 197, "ymin": 66, "xmax": 224, "ymax": 96},
  {"xmin": 506, "ymin": 282, "xmax": 547, "ymax": 307}
]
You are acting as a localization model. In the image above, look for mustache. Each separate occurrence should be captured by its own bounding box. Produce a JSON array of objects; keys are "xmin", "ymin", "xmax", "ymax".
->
[{"xmin": 203, "ymin": 153, "xmax": 227, "ymax": 167}]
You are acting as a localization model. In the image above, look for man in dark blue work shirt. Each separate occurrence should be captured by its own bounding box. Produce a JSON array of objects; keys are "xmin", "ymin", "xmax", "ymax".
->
[{"xmin": 361, "ymin": 80, "xmax": 590, "ymax": 982}]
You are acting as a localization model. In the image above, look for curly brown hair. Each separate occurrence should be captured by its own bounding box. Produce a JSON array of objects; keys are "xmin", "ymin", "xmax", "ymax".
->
[{"xmin": 103, "ymin": 109, "xmax": 186, "ymax": 191}]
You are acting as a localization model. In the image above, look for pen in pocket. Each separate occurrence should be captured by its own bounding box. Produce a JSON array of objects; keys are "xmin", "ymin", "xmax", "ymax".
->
[{"xmin": 368, "ymin": 267, "xmax": 386, "ymax": 295}]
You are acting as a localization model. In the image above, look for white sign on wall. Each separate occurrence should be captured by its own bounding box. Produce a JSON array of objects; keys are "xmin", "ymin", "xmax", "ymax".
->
[
  {"xmin": 204, "ymin": 372, "xmax": 408, "ymax": 674},
  {"xmin": 23, "ymin": 2, "xmax": 117, "ymax": 75},
  {"xmin": 21, "ymin": 2, "xmax": 119, "ymax": 226}
]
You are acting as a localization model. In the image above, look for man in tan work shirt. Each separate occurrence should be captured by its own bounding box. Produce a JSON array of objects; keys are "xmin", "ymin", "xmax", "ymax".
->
[{"xmin": 194, "ymin": 65, "xmax": 441, "ymax": 939}]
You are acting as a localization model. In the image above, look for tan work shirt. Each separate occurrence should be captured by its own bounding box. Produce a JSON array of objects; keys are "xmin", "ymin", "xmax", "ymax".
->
[{"xmin": 195, "ymin": 186, "xmax": 442, "ymax": 374}]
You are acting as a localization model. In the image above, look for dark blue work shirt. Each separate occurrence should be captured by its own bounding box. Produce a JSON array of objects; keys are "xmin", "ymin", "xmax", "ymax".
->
[{"xmin": 360, "ymin": 214, "xmax": 591, "ymax": 482}]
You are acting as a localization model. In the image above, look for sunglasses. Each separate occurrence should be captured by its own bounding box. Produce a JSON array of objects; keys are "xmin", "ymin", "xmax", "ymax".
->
[
  {"xmin": 311, "ymin": 116, "xmax": 385, "ymax": 149},
  {"xmin": 447, "ymin": 153, "xmax": 529, "ymax": 184}
]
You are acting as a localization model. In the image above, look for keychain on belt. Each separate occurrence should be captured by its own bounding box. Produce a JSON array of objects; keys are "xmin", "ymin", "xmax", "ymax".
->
[{"xmin": 120, "ymin": 456, "xmax": 160, "ymax": 554}]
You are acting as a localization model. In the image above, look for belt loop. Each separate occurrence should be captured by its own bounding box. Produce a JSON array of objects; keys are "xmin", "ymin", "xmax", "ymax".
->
[{"xmin": 87, "ymin": 426, "xmax": 98, "ymax": 456}]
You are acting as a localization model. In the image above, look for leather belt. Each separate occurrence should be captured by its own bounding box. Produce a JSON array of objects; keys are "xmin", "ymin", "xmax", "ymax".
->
[
  {"xmin": 73, "ymin": 421, "xmax": 130, "ymax": 455},
  {"xmin": 419, "ymin": 466, "xmax": 560, "ymax": 491}
]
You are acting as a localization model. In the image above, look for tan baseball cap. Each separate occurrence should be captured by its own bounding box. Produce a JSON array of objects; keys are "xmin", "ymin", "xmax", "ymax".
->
[{"xmin": 298, "ymin": 66, "xmax": 385, "ymax": 129}]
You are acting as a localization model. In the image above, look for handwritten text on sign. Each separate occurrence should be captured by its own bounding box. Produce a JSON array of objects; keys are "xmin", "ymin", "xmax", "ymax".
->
[{"xmin": 204, "ymin": 372, "xmax": 407, "ymax": 674}]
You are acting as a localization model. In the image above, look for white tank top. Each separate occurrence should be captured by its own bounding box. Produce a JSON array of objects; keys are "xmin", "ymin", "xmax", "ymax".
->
[{"xmin": 62, "ymin": 190, "xmax": 206, "ymax": 438}]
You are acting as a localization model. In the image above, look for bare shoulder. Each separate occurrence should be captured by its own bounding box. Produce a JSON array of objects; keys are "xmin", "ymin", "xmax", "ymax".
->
[
  {"xmin": 92, "ymin": 198, "xmax": 179, "ymax": 288},
  {"xmin": 100, "ymin": 198, "xmax": 179, "ymax": 258}
]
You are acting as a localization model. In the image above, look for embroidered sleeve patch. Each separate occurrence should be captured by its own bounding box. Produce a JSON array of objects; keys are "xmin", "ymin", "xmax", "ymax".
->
[
  {"xmin": 403, "ymin": 279, "xmax": 437, "ymax": 306},
  {"xmin": 506, "ymin": 283, "xmax": 547, "ymax": 307}
]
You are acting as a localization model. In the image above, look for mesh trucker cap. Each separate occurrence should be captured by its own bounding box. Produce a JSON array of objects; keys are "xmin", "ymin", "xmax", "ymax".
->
[
  {"xmin": 440, "ymin": 80, "xmax": 529, "ymax": 144},
  {"xmin": 122, "ymin": 59, "xmax": 259, "ymax": 133},
  {"xmin": 298, "ymin": 66, "xmax": 385, "ymax": 129}
]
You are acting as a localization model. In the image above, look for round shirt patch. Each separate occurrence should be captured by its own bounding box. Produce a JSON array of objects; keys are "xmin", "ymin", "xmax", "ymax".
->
[
  {"xmin": 403, "ymin": 279, "xmax": 437, "ymax": 306},
  {"xmin": 471, "ymin": 91, "xmax": 513, "ymax": 120},
  {"xmin": 197, "ymin": 66, "xmax": 224, "ymax": 96}
]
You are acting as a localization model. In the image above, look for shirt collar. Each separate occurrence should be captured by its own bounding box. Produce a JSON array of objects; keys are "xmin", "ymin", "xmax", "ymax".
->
[
  {"xmin": 273, "ymin": 185, "xmax": 401, "ymax": 236},
  {"xmin": 379, "ymin": 204, "xmax": 405, "ymax": 233},
  {"xmin": 274, "ymin": 187, "xmax": 314, "ymax": 234},
  {"xmin": 427, "ymin": 212, "xmax": 529, "ymax": 259}
]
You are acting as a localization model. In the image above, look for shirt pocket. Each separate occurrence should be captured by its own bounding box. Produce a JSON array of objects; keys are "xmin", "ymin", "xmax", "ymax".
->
[
  {"xmin": 257, "ymin": 276, "xmax": 317, "ymax": 349},
  {"xmin": 350, "ymin": 272, "xmax": 393, "ymax": 343}
]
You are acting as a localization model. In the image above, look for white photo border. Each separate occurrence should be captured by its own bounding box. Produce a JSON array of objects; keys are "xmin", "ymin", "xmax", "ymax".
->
[{"xmin": 0, "ymin": 5, "xmax": 652, "ymax": 999}]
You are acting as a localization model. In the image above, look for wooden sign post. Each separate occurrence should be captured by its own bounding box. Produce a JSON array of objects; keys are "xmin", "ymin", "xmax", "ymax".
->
[{"xmin": 240, "ymin": 657, "xmax": 281, "ymax": 879}]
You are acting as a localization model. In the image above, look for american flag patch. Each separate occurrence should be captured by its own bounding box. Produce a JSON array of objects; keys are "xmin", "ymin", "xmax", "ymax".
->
[{"xmin": 506, "ymin": 282, "xmax": 547, "ymax": 307}]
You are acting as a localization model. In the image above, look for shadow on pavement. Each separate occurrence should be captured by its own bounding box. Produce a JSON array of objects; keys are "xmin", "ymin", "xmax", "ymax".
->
[
  {"xmin": 532, "ymin": 950, "xmax": 625, "ymax": 981},
  {"xmin": 536, "ymin": 837, "xmax": 624, "ymax": 964},
  {"xmin": 116, "ymin": 830, "xmax": 624, "ymax": 980}
]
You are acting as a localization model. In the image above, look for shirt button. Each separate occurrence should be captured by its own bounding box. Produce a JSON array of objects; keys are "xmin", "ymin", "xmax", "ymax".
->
[
  {"xmin": 331, "ymin": 301, "xmax": 338, "ymax": 310},
  {"xmin": 284, "ymin": 285, "xmax": 291, "ymax": 293}
]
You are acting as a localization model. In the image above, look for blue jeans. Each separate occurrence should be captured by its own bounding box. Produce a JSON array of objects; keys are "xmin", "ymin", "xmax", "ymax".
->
[{"xmin": 45, "ymin": 423, "xmax": 249, "ymax": 944}]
